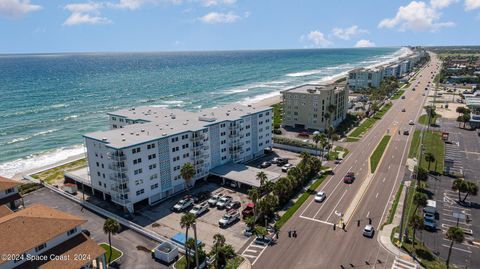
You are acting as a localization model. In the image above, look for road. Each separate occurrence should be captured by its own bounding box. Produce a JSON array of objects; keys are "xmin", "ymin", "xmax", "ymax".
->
[{"xmin": 250, "ymin": 53, "xmax": 441, "ymax": 269}]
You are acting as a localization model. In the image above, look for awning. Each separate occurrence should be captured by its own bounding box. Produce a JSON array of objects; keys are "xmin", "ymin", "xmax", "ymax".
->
[{"xmin": 210, "ymin": 162, "xmax": 281, "ymax": 187}]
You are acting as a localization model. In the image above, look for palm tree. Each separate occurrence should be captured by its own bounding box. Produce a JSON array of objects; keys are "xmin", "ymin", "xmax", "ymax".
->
[
  {"xmin": 212, "ymin": 233, "xmax": 226, "ymax": 269},
  {"xmin": 413, "ymin": 192, "xmax": 428, "ymax": 214},
  {"xmin": 424, "ymin": 152, "xmax": 436, "ymax": 171},
  {"xmin": 409, "ymin": 215, "xmax": 424, "ymax": 248},
  {"xmin": 247, "ymin": 187, "xmax": 260, "ymax": 220},
  {"xmin": 180, "ymin": 162, "xmax": 196, "ymax": 188},
  {"xmin": 180, "ymin": 212, "xmax": 197, "ymax": 269},
  {"xmin": 452, "ymin": 178, "xmax": 467, "ymax": 202},
  {"xmin": 103, "ymin": 218, "xmax": 120, "ymax": 264},
  {"xmin": 414, "ymin": 166, "xmax": 428, "ymax": 187},
  {"xmin": 462, "ymin": 181, "xmax": 478, "ymax": 202},
  {"xmin": 256, "ymin": 171, "xmax": 268, "ymax": 193},
  {"xmin": 312, "ymin": 133, "xmax": 323, "ymax": 158},
  {"xmin": 446, "ymin": 227, "xmax": 465, "ymax": 269}
]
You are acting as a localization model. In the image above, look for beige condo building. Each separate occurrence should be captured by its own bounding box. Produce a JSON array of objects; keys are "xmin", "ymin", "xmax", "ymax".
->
[{"xmin": 282, "ymin": 83, "xmax": 348, "ymax": 131}]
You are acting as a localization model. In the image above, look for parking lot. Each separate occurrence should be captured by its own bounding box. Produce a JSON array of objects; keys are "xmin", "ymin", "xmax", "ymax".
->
[{"xmin": 131, "ymin": 149, "xmax": 301, "ymax": 252}]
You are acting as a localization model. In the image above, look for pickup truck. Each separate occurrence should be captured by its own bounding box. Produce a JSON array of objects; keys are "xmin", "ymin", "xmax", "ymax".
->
[
  {"xmin": 172, "ymin": 196, "xmax": 194, "ymax": 212},
  {"xmin": 219, "ymin": 209, "xmax": 240, "ymax": 227},
  {"xmin": 189, "ymin": 202, "xmax": 208, "ymax": 217},
  {"xmin": 216, "ymin": 196, "xmax": 233, "ymax": 209},
  {"xmin": 242, "ymin": 203, "xmax": 255, "ymax": 219},
  {"xmin": 208, "ymin": 193, "xmax": 224, "ymax": 207}
]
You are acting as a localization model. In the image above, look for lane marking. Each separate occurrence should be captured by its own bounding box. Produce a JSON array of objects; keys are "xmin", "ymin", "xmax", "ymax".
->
[
  {"xmin": 326, "ymin": 189, "xmax": 348, "ymax": 222},
  {"xmin": 383, "ymin": 177, "xmax": 386, "ymax": 183},
  {"xmin": 298, "ymin": 215, "xmax": 334, "ymax": 226},
  {"xmin": 366, "ymin": 211, "xmax": 370, "ymax": 218},
  {"xmin": 441, "ymin": 244, "xmax": 472, "ymax": 254},
  {"xmin": 375, "ymin": 193, "xmax": 379, "ymax": 198}
]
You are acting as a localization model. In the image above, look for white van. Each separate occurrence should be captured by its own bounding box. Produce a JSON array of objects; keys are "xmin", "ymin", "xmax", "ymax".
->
[{"xmin": 423, "ymin": 199, "xmax": 436, "ymax": 214}]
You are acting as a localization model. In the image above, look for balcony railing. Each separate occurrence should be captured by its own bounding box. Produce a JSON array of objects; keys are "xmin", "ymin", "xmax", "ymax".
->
[
  {"xmin": 111, "ymin": 185, "xmax": 130, "ymax": 193},
  {"xmin": 108, "ymin": 163, "xmax": 128, "ymax": 172},
  {"xmin": 109, "ymin": 174, "xmax": 129, "ymax": 183}
]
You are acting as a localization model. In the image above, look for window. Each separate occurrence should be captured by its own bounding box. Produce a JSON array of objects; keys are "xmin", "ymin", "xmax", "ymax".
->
[
  {"xmin": 132, "ymin": 147, "xmax": 141, "ymax": 154},
  {"xmin": 148, "ymin": 154, "xmax": 156, "ymax": 160},
  {"xmin": 113, "ymin": 124, "xmax": 117, "ymax": 128},
  {"xmin": 135, "ymin": 179, "xmax": 144, "ymax": 185},
  {"xmin": 97, "ymin": 172, "xmax": 100, "ymax": 177},
  {"xmin": 5, "ymin": 188, "xmax": 14, "ymax": 194},
  {"xmin": 149, "ymin": 164, "xmax": 157, "ymax": 170},
  {"xmin": 35, "ymin": 243, "xmax": 46, "ymax": 252},
  {"xmin": 67, "ymin": 228, "xmax": 77, "ymax": 236},
  {"xmin": 151, "ymin": 183, "xmax": 159, "ymax": 190},
  {"xmin": 172, "ymin": 146, "xmax": 179, "ymax": 152},
  {"xmin": 134, "ymin": 169, "xmax": 143, "ymax": 175},
  {"xmin": 136, "ymin": 189, "xmax": 145, "ymax": 196},
  {"xmin": 147, "ymin": 143, "xmax": 156, "ymax": 149},
  {"xmin": 183, "ymin": 153, "xmax": 190, "ymax": 158},
  {"xmin": 171, "ymin": 137, "xmax": 179, "ymax": 143},
  {"xmin": 259, "ymin": 113, "xmax": 263, "ymax": 118},
  {"xmin": 220, "ymin": 123, "xmax": 226, "ymax": 128},
  {"xmin": 173, "ymin": 156, "xmax": 180, "ymax": 162},
  {"xmin": 150, "ymin": 174, "xmax": 158, "ymax": 180},
  {"xmin": 133, "ymin": 158, "xmax": 142, "ymax": 165}
]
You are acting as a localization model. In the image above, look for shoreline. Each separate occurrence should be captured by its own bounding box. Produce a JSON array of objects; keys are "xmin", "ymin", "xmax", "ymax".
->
[{"xmin": 3, "ymin": 47, "xmax": 413, "ymax": 181}]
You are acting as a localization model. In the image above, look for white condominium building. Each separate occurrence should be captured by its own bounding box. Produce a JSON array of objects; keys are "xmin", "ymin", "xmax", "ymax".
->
[
  {"xmin": 282, "ymin": 83, "xmax": 348, "ymax": 131},
  {"xmin": 83, "ymin": 104, "xmax": 273, "ymax": 213},
  {"xmin": 347, "ymin": 67, "xmax": 384, "ymax": 91}
]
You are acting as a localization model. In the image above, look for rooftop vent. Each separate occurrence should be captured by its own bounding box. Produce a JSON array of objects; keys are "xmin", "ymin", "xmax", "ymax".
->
[
  {"xmin": 122, "ymin": 138, "xmax": 126, "ymax": 141},
  {"xmin": 136, "ymin": 133, "xmax": 139, "ymax": 136},
  {"xmin": 141, "ymin": 129, "xmax": 145, "ymax": 132},
  {"xmin": 121, "ymin": 133, "xmax": 124, "ymax": 136},
  {"xmin": 162, "ymin": 133, "xmax": 167, "ymax": 136},
  {"xmin": 102, "ymin": 137, "xmax": 107, "ymax": 142}
]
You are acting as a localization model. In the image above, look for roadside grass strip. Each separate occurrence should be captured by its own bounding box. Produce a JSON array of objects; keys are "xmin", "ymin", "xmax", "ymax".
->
[
  {"xmin": 276, "ymin": 174, "xmax": 328, "ymax": 228},
  {"xmin": 348, "ymin": 102, "xmax": 393, "ymax": 139},
  {"xmin": 418, "ymin": 114, "xmax": 440, "ymax": 126},
  {"xmin": 384, "ymin": 183, "xmax": 404, "ymax": 227},
  {"xmin": 408, "ymin": 130, "xmax": 421, "ymax": 158},
  {"xmin": 100, "ymin": 243, "xmax": 123, "ymax": 264},
  {"xmin": 391, "ymin": 90, "xmax": 405, "ymax": 100},
  {"xmin": 31, "ymin": 158, "xmax": 87, "ymax": 184},
  {"xmin": 420, "ymin": 131, "xmax": 445, "ymax": 174},
  {"xmin": 369, "ymin": 135, "xmax": 391, "ymax": 173}
]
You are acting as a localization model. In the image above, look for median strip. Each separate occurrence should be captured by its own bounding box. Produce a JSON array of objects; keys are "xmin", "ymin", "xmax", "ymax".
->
[{"xmin": 370, "ymin": 135, "xmax": 392, "ymax": 173}]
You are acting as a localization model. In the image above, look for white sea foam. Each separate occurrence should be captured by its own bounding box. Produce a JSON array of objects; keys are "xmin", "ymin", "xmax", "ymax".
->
[
  {"xmin": 286, "ymin": 69, "xmax": 325, "ymax": 77},
  {"xmin": 162, "ymin": 100, "xmax": 184, "ymax": 105},
  {"xmin": 239, "ymin": 91, "xmax": 282, "ymax": 105},
  {"xmin": 63, "ymin": 115, "xmax": 78, "ymax": 121},
  {"xmin": 3, "ymin": 129, "xmax": 59, "ymax": 146},
  {"xmin": 0, "ymin": 145, "xmax": 84, "ymax": 178}
]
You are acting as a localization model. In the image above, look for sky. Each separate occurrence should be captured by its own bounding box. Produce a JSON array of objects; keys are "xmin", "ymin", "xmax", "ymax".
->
[{"xmin": 0, "ymin": 0, "xmax": 479, "ymax": 53}]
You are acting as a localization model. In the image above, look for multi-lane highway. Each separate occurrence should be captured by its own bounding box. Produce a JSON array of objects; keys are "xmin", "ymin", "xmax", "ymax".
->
[{"xmin": 251, "ymin": 53, "xmax": 441, "ymax": 269}]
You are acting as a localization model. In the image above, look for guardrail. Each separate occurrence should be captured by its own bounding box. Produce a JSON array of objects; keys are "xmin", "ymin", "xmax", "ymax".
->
[{"xmin": 23, "ymin": 175, "xmax": 186, "ymax": 254}]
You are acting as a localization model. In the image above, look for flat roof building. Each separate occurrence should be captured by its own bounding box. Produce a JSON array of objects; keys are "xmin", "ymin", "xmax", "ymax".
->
[
  {"xmin": 347, "ymin": 67, "xmax": 384, "ymax": 91},
  {"xmin": 83, "ymin": 104, "xmax": 273, "ymax": 213},
  {"xmin": 282, "ymin": 83, "xmax": 348, "ymax": 131}
]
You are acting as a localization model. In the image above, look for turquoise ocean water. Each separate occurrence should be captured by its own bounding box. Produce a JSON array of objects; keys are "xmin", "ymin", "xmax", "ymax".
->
[{"xmin": 0, "ymin": 47, "xmax": 409, "ymax": 177}]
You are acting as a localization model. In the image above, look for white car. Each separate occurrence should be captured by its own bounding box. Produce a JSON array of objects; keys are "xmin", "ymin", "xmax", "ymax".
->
[
  {"xmin": 282, "ymin": 163, "xmax": 293, "ymax": 172},
  {"xmin": 363, "ymin": 225, "xmax": 374, "ymax": 238},
  {"xmin": 189, "ymin": 202, "xmax": 208, "ymax": 217},
  {"xmin": 216, "ymin": 196, "xmax": 233, "ymax": 209},
  {"xmin": 172, "ymin": 198, "xmax": 194, "ymax": 212},
  {"xmin": 409, "ymin": 120, "xmax": 414, "ymax": 125},
  {"xmin": 208, "ymin": 193, "xmax": 224, "ymax": 207},
  {"xmin": 219, "ymin": 209, "xmax": 240, "ymax": 227},
  {"xmin": 314, "ymin": 191, "xmax": 326, "ymax": 202}
]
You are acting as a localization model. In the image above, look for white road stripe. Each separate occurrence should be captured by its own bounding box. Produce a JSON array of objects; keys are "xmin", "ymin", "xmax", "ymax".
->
[
  {"xmin": 376, "ymin": 193, "xmax": 379, "ymax": 198},
  {"xmin": 441, "ymin": 244, "xmax": 472, "ymax": 253},
  {"xmin": 327, "ymin": 190, "xmax": 348, "ymax": 221}
]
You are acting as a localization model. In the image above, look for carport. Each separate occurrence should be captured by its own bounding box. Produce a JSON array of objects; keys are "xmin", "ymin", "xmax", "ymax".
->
[{"xmin": 210, "ymin": 162, "xmax": 281, "ymax": 188}]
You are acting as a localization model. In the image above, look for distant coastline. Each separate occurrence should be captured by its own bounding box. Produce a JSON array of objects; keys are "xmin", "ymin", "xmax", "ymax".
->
[{"xmin": 0, "ymin": 47, "xmax": 411, "ymax": 179}]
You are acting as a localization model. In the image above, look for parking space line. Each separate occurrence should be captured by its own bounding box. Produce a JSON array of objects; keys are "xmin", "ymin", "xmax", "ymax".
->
[
  {"xmin": 243, "ymin": 254, "xmax": 257, "ymax": 259},
  {"xmin": 441, "ymin": 244, "xmax": 472, "ymax": 253}
]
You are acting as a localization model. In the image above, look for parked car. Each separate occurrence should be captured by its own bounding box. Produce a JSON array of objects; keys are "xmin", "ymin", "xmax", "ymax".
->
[
  {"xmin": 193, "ymin": 191, "xmax": 210, "ymax": 203},
  {"xmin": 314, "ymin": 191, "xmax": 326, "ymax": 202},
  {"xmin": 260, "ymin": 161, "xmax": 271, "ymax": 168},
  {"xmin": 282, "ymin": 163, "xmax": 293, "ymax": 172},
  {"xmin": 424, "ymin": 212, "xmax": 435, "ymax": 221},
  {"xmin": 172, "ymin": 197, "xmax": 194, "ymax": 212},
  {"xmin": 271, "ymin": 157, "xmax": 280, "ymax": 164},
  {"xmin": 243, "ymin": 226, "xmax": 254, "ymax": 237},
  {"xmin": 242, "ymin": 203, "xmax": 255, "ymax": 219},
  {"xmin": 254, "ymin": 235, "xmax": 273, "ymax": 246},
  {"xmin": 216, "ymin": 196, "xmax": 233, "ymax": 209},
  {"xmin": 219, "ymin": 209, "xmax": 240, "ymax": 227},
  {"xmin": 424, "ymin": 218, "xmax": 437, "ymax": 231},
  {"xmin": 363, "ymin": 225, "xmax": 375, "ymax": 238},
  {"xmin": 276, "ymin": 158, "xmax": 288, "ymax": 166},
  {"xmin": 208, "ymin": 193, "xmax": 224, "ymax": 207},
  {"xmin": 189, "ymin": 202, "xmax": 209, "ymax": 217},
  {"xmin": 226, "ymin": 201, "xmax": 241, "ymax": 210}
]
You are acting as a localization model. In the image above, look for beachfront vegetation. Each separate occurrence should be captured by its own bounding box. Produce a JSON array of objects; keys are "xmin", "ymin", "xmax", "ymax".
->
[
  {"xmin": 18, "ymin": 182, "xmax": 43, "ymax": 195},
  {"xmin": 272, "ymin": 136, "xmax": 317, "ymax": 150},
  {"xmin": 348, "ymin": 102, "xmax": 393, "ymax": 138},
  {"xmin": 31, "ymin": 158, "xmax": 87, "ymax": 184},
  {"xmin": 271, "ymin": 103, "xmax": 282, "ymax": 130},
  {"xmin": 370, "ymin": 135, "xmax": 391, "ymax": 173}
]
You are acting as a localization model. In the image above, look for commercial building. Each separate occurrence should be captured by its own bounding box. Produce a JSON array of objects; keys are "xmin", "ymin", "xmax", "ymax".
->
[
  {"xmin": 0, "ymin": 203, "xmax": 106, "ymax": 269},
  {"xmin": 466, "ymin": 97, "xmax": 480, "ymax": 128},
  {"xmin": 347, "ymin": 67, "xmax": 384, "ymax": 91},
  {"xmin": 0, "ymin": 176, "xmax": 23, "ymax": 211},
  {"xmin": 282, "ymin": 83, "xmax": 348, "ymax": 131},
  {"xmin": 83, "ymin": 104, "xmax": 273, "ymax": 213}
]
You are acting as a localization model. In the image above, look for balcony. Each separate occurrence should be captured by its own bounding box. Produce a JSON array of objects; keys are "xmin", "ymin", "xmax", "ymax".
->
[
  {"xmin": 111, "ymin": 185, "xmax": 130, "ymax": 193},
  {"xmin": 107, "ymin": 152, "xmax": 126, "ymax": 161},
  {"xmin": 109, "ymin": 173, "xmax": 129, "ymax": 183},
  {"xmin": 108, "ymin": 163, "xmax": 128, "ymax": 172}
]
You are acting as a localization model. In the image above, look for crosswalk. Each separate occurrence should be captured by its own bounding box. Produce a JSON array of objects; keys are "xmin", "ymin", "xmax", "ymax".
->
[
  {"xmin": 241, "ymin": 239, "xmax": 269, "ymax": 265},
  {"xmin": 391, "ymin": 256, "xmax": 417, "ymax": 269}
]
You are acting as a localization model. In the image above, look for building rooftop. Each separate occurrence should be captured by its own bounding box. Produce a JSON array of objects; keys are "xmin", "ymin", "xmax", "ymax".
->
[
  {"xmin": 0, "ymin": 203, "xmax": 86, "ymax": 262},
  {"xmin": 466, "ymin": 97, "xmax": 480, "ymax": 107},
  {"xmin": 282, "ymin": 83, "xmax": 345, "ymax": 94},
  {"xmin": 0, "ymin": 176, "xmax": 21, "ymax": 192},
  {"xmin": 84, "ymin": 104, "xmax": 272, "ymax": 149},
  {"xmin": 210, "ymin": 162, "xmax": 280, "ymax": 187}
]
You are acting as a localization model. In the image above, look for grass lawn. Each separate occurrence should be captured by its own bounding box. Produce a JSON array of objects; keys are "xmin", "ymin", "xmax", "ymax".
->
[
  {"xmin": 349, "ymin": 102, "xmax": 393, "ymax": 138},
  {"xmin": 276, "ymin": 174, "xmax": 327, "ymax": 228},
  {"xmin": 31, "ymin": 158, "xmax": 87, "ymax": 184},
  {"xmin": 100, "ymin": 243, "xmax": 123, "ymax": 264},
  {"xmin": 384, "ymin": 183, "xmax": 404, "ymax": 227},
  {"xmin": 18, "ymin": 182, "xmax": 43, "ymax": 195},
  {"xmin": 226, "ymin": 256, "xmax": 245, "ymax": 269},
  {"xmin": 370, "ymin": 135, "xmax": 391, "ymax": 173},
  {"xmin": 421, "ymin": 131, "xmax": 445, "ymax": 174},
  {"xmin": 327, "ymin": 146, "xmax": 349, "ymax": 161},
  {"xmin": 408, "ymin": 130, "xmax": 421, "ymax": 158},
  {"xmin": 418, "ymin": 114, "xmax": 440, "ymax": 125},
  {"xmin": 391, "ymin": 90, "xmax": 405, "ymax": 100},
  {"xmin": 345, "ymin": 137, "xmax": 360, "ymax": 142},
  {"xmin": 271, "ymin": 103, "xmax": 282, "ymax": 129}
]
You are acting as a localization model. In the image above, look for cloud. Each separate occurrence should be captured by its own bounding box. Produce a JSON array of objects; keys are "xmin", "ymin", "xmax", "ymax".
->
[
  {"xmin": 200, "ymin": 11, "xmax": 239, "ymax": 23},
  {"xmin": 332, "ymin": 25, "xmax": 368, "ymax": 40},
  {"xmin": 465, "ymin": 0, "xmax": 480, "ymax": 10},
  {"xmin": 378, "ymin": 1, "xmax": 455, "ymax": 32},
  {"xmin": 0, "ymin": 0, "xmax": 41, "ymax": 18},
  {"xmin": 63, "ymin": 2, "xmax": 111, "ymax": 26},
  {"xmin": 200, "ymin": 0, "xmax": 236, "ymax": 7},
  {"xmin": 355, "ymin": 39, "xmax": 376, "ymax": 48},
  {"xmin": 430, "ymin": 0, "xmax": 458, "ymax": 9},
  {"xmin": 301, "ymin": 30, "xmax": 333, "ymax": 48}
]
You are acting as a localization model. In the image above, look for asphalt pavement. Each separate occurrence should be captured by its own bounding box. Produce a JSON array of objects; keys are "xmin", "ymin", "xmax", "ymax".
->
[{"xmin": 250, "ymin": 53, "xmax": 442, "ymax": 269}]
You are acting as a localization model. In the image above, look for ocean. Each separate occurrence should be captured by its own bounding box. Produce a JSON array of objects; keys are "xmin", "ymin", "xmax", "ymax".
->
[{"xmin": 0, "ymin": 47, "xmax": 410, "ymax": 177}]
